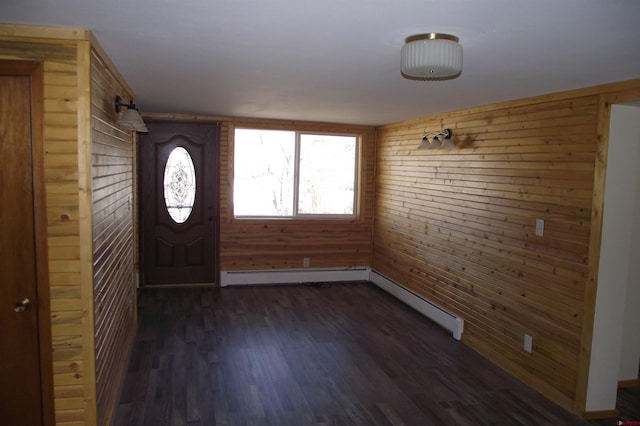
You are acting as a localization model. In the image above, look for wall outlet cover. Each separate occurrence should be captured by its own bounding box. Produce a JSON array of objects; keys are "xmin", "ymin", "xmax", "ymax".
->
[{"xmin": 524, "ymin": 334, "xmax": 533, "ymax": 353}]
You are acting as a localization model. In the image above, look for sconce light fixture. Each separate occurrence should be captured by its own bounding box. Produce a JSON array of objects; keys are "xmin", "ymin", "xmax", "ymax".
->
[
  {"xmin": 115, "ymin": 96, "xmax": 148, "ymax": 133},
  {"xmin": 401, "ymin": 33, "xmax": 462, "ymax": 80},
  {"xmin": 419, "ymin": 128, "xmax": 454, "ymax": 150}
]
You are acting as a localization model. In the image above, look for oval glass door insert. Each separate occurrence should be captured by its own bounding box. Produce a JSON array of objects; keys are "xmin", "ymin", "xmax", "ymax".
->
[{"xmin": 163, "ymin": 147, "xmax": 196, "ymax": 223}]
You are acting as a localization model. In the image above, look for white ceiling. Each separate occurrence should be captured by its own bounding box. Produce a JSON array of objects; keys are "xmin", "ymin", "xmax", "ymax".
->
[{"xmin": 2, "ymin": 0, "xmax": 640, "ymax": 126}]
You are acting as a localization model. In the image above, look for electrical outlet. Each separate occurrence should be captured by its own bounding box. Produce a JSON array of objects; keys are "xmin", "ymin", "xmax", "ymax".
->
[
  {"xmin": 303, "ymin": 257, "xmax": 310, "ymax": 268},
  {"xmin": 535, "ymin": 219, "xmax": 544, "ymax": 237},
  {"xmin": 524, "ymin": 334, "xmax": 533, "ymax": 353}
]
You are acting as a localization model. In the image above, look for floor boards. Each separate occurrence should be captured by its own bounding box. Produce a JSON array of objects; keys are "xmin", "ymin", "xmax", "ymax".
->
[{"xmin": 114, "ymin": 282, "xmax": 637, "ymax": 425}]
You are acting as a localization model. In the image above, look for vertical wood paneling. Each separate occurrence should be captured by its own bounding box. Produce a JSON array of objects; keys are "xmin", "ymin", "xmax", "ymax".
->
[
  {"xmin": 89, "ymin": 45, "xmax": 137, "ymax": 426},
  {"xmin": 373, "ymin": 87, "xmax": 640, "ymax": 413},
  {"xmin": 77, "ymin": 38, "xmax": 97, "ymax": 426}
]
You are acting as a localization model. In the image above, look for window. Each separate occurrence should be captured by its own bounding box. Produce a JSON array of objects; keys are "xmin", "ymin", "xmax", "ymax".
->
[
  {"xmin": 164, "ymin": 146, "xmax": 196, "ymax": 223},
  {"xmin": 234, "ymin": 128, "xmax": 358, "ymax": 218}
]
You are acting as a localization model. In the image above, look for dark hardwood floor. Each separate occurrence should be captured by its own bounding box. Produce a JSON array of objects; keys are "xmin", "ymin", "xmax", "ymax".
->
[{"xmin": 114, "ymin": 282, "xmax": 637, "ymax": 425}]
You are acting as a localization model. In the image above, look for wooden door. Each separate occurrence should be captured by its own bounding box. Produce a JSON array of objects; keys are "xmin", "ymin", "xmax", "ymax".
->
[
  {"xmin": 0, "ymin": 62, "xmax": 52, "ymax": 425},
  {"xmin": 139, "ymin": 122, "xmax": 219, "ymax": 285}
]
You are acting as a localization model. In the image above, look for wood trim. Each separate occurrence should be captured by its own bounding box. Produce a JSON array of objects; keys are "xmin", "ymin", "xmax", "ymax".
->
[
  {"xmin": 76, "ymin": 39, "xmax": 98, "ymax": 426},
  {"xmin": 133, "ymin": 131, "xmax": 140, "ymax": 297},
  {"xmin": 574, "ymin": 94, "xmax": 611, "ymax": 414},
  {"xmin": 574, "ymin": 80, "xmax": 640, "ymax": 413},
  {"xmin": 379, "ymin": 78, "xmax": 640, "ymax": 131},
  {"xmin": 29, "ymin": 59, "xmax": 56, "ymax": 426},
  {"xmin": 581, "ymin": 409, "xmax": 620, "ymax": 420},
  {"xmin": 142, "ymin": 111, "xmax": 376, "ymax": 134},
  {"xmin": 143, "ymin": 111, "xmax": 229, "ymax": 123},
  {"xmin": 0, "ymin": 23, "xmax": 89, "ymax": 41},
  {"xmin": 618, "ymin": 379, "xmax": 640, "ymax": 389},
  {"xmin": 231, "ymin": 116, "xmax": 374, "ymax": 133},
  {"xmin": 213, "ymin": 125, "xmax": 221, "ymax": 286},
  {"xmin": 1, "ymin": 59, "xmax": 56, "ymax": 426},
  {"xmin": 87, "ymin": 31, "xmax": 135, "ymax": 104}
]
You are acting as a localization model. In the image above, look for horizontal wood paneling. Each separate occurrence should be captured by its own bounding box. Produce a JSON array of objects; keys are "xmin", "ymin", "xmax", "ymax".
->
[
  {"xmin": 219, "ymin": 118, "xmax": 377, "ymax": 271},
  {"xmin": 0, "ymin": 33, "xmax": 85, "ymax": 425},
  {"xmin": 90, "ymin": 45, "xmax": 136, "ymax": 426},
  {"xmin": 374, "ymin": 95, "xmax": 600, "ymax": 410},
  {"xmin": 1, "ymin": 25, "xmax": 139, "ymax": 425}
]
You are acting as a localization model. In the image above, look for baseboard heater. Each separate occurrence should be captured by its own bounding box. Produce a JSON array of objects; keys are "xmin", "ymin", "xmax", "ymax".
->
[
  {"xmin": 220, "ymin": 267, "xmax": 371, "ymax": 287},
  {"xmin": 220, "ymin": 267, "xmax": 463, "ymax": 340},
  {"xmin": 369, "ymin": 270, "xmax": 464, "ymax": 341}
]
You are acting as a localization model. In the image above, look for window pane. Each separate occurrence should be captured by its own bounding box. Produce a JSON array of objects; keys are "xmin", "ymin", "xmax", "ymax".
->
[
  {"xmin": 298, "ymin": 134, "xmax": 356, "ymax": 215},
  {"xmin": 234, "ymin": 129, "xmax": 295, "ymax": 216},
  {"xmin": 164, "ymin": 147, "xmax": 196, "ymax": 224}
]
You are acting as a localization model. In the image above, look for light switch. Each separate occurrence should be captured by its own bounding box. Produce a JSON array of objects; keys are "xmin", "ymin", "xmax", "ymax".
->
[{"xmin": 535, "ymin": 219, "xmax": 544, "ymax": 237}]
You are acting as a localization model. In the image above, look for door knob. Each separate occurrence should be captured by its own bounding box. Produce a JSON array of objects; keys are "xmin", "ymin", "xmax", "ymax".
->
[{"xmin": 13, "ymin": 298, "xmax": 30, "ymax": 313}]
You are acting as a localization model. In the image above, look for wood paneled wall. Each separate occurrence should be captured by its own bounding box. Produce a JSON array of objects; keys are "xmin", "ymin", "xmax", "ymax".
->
[
  {"xmin": 0, "ymin": 28, "xmax": 89, "ymax": 424},
  {"xmin": 220, "ymin": 118, "xmax": 376, "ymax": 271},
  {"xmin": 373, "ymin": 80, "xmax": 640, "ymax": 413},
  {"xmin": 142, "ymin": 114, "xmax": 378, "ymax": 274},
  {"xmin": 0, "ymin": 25, "xmax": 137, "ymax": 425},
  {"xmin": 89, "ymin": 42, "xmax": 137, "ymax": 425}
]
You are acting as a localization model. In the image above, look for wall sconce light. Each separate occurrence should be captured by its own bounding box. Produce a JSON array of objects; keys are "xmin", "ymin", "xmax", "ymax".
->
[
  {"xmin": 419, "ymin": 129, "xmax": 454, "ymax": 150},
  {"xmin": 115, "ymin": 96, "xmax": 148, "ymax": 133}
]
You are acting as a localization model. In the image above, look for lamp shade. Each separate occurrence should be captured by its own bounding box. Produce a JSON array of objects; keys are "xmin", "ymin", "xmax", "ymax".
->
[
  {"xmin": 401, "ymin": 33, "xmax": 462, "ymax": 80},
  {"xmin": 117, "ymin": 108, "xmax": 148, "ymax": 133}
]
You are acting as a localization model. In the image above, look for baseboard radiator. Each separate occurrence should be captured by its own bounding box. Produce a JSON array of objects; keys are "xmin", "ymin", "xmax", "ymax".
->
[
  {"xmin": 219, "ymin": 267, "xmax": 463, "ymax": 340},
  {"xmin": 369, "ymin": 270, "xmax": 464, "ymax": 341},
  {"xmin": 220, "ymin": 267, "xmax": 371, "ymax": 287}
]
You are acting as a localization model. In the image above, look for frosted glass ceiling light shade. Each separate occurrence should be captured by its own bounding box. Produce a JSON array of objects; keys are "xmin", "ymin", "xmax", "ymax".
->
[
  {"xmin": 401, "ymin": 33, "xmax": 462, "ymax": 80},
  {"xmin": 115, "ymin": 96, "xmax": 148, "ymax": 133}
]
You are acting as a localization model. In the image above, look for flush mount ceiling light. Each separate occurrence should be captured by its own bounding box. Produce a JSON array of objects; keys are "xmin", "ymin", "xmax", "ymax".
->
[
  {"xmin": 401, "ymin": 33, "xmax": 462, "ymax": 80},
  {"xmin": 115, "ymin": 96, "xmax": 148, "ymax": 133}
]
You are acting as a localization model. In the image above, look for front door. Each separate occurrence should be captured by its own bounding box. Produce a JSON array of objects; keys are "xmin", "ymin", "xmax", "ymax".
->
[
  {"xmin": 0, "ymin": 63, "xmax": 50, "ymax": 425},
  {"xmin": 139, "ymin": 122, "xmax": 219, "ymax": 285}
]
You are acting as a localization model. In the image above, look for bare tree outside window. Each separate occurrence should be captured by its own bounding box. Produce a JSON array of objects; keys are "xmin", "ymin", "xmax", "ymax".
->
[
  {"xmin": 298, "ymin": 134, "xmax": 356, "ymax": 215},
  {"xmin": 234, "ymin": 128, "xmax": 358, "ymax": 218},
  {"xmin": 234, "ymin": 129, "xmax": 295, "ymax": 216}
]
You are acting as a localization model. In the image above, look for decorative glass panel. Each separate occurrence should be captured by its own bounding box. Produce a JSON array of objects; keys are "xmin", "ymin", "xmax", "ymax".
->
[{"xmin": 163, "ymin": 147, "xmax": 196, "ymax": 224}]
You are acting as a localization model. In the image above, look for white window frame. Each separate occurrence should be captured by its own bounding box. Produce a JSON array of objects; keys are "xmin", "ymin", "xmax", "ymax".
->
[{"xmin": 234, "ymin": 128, "xmax": 360, "ymax": 219}]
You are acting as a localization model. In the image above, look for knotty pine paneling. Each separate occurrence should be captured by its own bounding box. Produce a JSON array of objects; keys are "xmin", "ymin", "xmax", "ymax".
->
[
  {"xmin": 0, "ymin": 31, "xmax": 85, "ymax": 425},
  {"xmin": 219, "ymin": 119, "xmax": 377, "ymax": 271},
  {"xmin": 90, "ymin": 45, "xmax": 136, "ymax": 426},
  {"xmin": 374, "ymin": 95, "xmax": 599, "ymax": 410},
  {"xmin": 1, "ymin": 25, "xmax": 138, "ymax": 425},
  {"xmin": 140, "ymin": 113, "xmax": 377, "ymax": 273}
]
